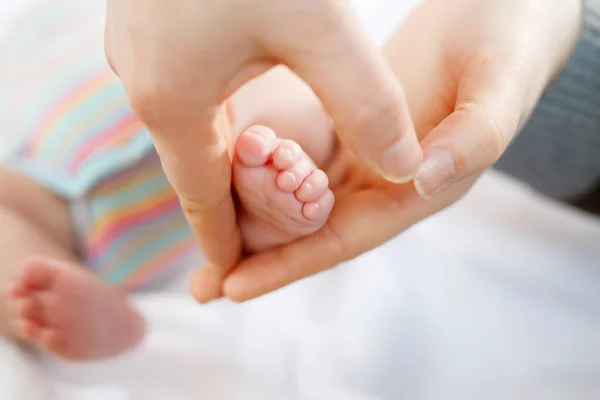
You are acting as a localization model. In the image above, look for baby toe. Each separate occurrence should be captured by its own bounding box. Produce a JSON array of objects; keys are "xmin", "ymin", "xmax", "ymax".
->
[
  {"xmin": 235, "ymin": 126, "xmax": 277, "ymax": 167},
  {"xmin": 272, "ymin": 140, "xmax": 302, "ymax": 170},
  {"xmin": 295, "ymin": 169, "xmax": 329, "ymax": 202},
  {"xmin": 303, "ymin": 190, "xmax": 335, "ymax": 221},
  {"xmin": 16, "ymin": 297, "xmax": 43, "ymax": 321},
  {"xmin": 20, "ymin": 260, "xmax": 56, "ymax": 291},
  {"xmin": 276, "ymin": 157, "xmax": 315, "ymax": 193},
  {"xmin": 7, "ymin": 284, "xmax": 27, "ymax": 298},
  {"xmin": 14, "ymin": 320, "xmax": 41, "ymax": 340},
  {"xmin": 40, "ymin": 329, "xmax": 66, "ymax": 355}
]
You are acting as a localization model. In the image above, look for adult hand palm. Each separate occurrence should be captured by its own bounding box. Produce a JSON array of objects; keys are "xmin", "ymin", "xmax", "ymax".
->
[
  {"xmin": 105, "ymin": 0, "xmax": 422, "ymax": 280},
  {"xmin": 402, "ymin": 0, "xmax": 580, "ymax": 199},
  {"xmin": 197, "ymin": 0, "xmax": 582, "ymax": 301}
]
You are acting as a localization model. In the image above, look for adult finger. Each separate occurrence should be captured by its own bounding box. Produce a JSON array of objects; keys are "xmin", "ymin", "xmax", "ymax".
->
[
  {"xmin": 190, "ymin": 263, "xmax": 224, "ymax": 304},
  {"xmin": 112, "ymin": 63, "xmax": 243, "ymax": 273},
  {"xmin": 219, "ymin": 178, "xmax": 474, "ymax": 302},
  {"xmin": 413, "ymin": 52, "xmax": 543, "ymax": 198},
  {"xmin": 267, "ymin": 1, "xmax": 423, "ymax": 183},
  {"xmin": 104, "ymin": 2, "xmax": 253, "ymax": 274},
  {"xmin": 148, "ymin": 106, "xmax": 242, "ymax": 273}
]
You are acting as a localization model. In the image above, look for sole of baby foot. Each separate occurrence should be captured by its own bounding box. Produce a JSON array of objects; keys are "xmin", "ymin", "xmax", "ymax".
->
[
  {"xmin": 7, "ymin": 258, "xmax": 145, "ymax": 361},
  {"xmin": 233, "ymin": 125, "xmax": 335, "ymax": 253}
]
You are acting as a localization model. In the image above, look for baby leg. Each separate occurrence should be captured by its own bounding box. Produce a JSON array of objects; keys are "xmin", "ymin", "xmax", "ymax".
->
[
  {"xmin": 0, "ymin": 167, "xmax": 145, "ymax": 361},
  {"xmin": 230, "ymin": 66, "xmax": 336, "ymax": 168}
]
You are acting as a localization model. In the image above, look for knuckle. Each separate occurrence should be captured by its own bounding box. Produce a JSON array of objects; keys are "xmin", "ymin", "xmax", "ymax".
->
[
  {"xmin": 342, "ymin": 84, "xmax": 408, "ymax": 153},
  {"xmin": 477, "ymin": 115, "xmax": 507, "ymax": 167},
  {"xmin": 178, "ymin": 193, "xmax": 205, "ymax": 218},
  {"xmin": 178, "ymin": 193, "xmax": 212, "ymax": 218},
  {"xmin": 117, "ymin": 67, "xmax": 175, "ymax": 128},
  {"xmin": 462, "ymin": 102, "xmax": 509, "ymax": 168},
  {"xmin": 126, "ymin": 79, "xmax": 167, "ymax": 124},
  {"xmin": 178, "ymin": 189, "xmax": 230, "ymax": 218},
  {"xmin": 319, "ymin": 220, "xmax": 354, "ymax": 264}
]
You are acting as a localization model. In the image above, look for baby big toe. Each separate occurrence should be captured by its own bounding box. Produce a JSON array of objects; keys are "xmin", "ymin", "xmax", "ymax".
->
[
  {"xmin": 235, "ymin": 126, "xmax": 277, "ymax": 167},
  {"xmin": 272, "ymin": 140, "xmax": 302, "ymax": 170}
]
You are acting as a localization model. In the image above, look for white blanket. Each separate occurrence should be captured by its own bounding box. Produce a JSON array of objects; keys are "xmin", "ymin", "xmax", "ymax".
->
[{"xmin": 1, "ymin": 1, "xmax": 600, "ymax": 399}]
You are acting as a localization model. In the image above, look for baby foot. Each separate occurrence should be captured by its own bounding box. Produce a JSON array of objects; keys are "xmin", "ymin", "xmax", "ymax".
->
[
  {"xmin": 8, "ymin": 259, "xmax": 145, "ymax": 361},
  {"xmin": 233, "ymin": 126, "xmax": 335, "ymax": 253}
]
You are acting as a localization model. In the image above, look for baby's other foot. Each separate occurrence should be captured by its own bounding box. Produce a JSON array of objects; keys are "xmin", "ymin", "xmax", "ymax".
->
[
  {"xmin": 8, "ymin": 259, "xmax": 145, "ymax": 361},
  {"xmin": 233, "ymin": 126, "xmax": 335, "ymax": 253}
]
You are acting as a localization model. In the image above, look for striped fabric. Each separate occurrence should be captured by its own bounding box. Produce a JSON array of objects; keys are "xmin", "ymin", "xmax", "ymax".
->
[
  {"xmin": 495, "ymin": 0, "xmax": 600, "ymax": 201},
  {"xmin": 2, "ymin": 1, "xmax": 199, "ymax": 290},
  {"xmin": 79, "ymin": 152, "xmax": 197, "ymax": 290}
]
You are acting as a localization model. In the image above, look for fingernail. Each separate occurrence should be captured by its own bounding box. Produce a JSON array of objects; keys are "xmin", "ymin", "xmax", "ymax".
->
[
  {"xmin": 414, "ymin": 148, "xmax": 457, "ymax": 199},
  {"xmin": 379, "ymin": 135, "xmax": 423, "ymax": 183}
]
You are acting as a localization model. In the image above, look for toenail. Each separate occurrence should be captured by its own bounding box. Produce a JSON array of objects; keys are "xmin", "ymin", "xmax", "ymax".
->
[
  {"xmin": 282, "ymin": 148, "xmax": 295, "ymax": 161},
  {"xmin": 245, "ymin": 126, "xmax": 276, "ymax": 140},
  {"xmin": 304, "ymin": 203, "xmax": 320, "ymax": 219},
  {"xmin": 278, "ymin": 171, "xmax": 297, "ymax": 189},
  {"xmin": 245, "ymin": 130, "xmax": 266, "ymax": 145}
]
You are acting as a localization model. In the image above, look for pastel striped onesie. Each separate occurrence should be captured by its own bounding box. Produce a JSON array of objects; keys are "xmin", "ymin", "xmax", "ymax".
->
[{"xmin": 0, "ymin": 2, "xmax": 201, "ymax": 291}]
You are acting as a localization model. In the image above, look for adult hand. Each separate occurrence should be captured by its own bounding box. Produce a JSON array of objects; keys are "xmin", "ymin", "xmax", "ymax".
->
[
  {"xmin": 198, "ymin": 0, "xmax": 582, "ymax": 301},
  {"xmin": 104, "ymin": 0, "xmax": 422, "ymax": 277}
]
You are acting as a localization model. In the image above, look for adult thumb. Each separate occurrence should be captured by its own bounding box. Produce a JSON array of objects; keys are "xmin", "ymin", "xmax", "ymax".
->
[
  {"xmin": 413, "ymin": 58, "xmax": 534, "ymax": 198},
  {"xmin": 271, "ymin": 2, "xmax": 423, "ymax": 183}
]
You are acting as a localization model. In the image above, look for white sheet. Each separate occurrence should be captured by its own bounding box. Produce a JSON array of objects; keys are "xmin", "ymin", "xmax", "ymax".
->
[{"xmin": 1, "ymin": 1, "xmax": 600, "ymax": 399}]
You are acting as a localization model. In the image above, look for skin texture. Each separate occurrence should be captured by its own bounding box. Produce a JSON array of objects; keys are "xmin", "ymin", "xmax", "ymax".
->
[
  {"xmin": 104, "ymin": 0, "xmax": 423, "ymax": 280},
  {"xmin": 190, "ymin": 0, "xmax": 583, "ymax": 302},
  {"xmin": 0, "ymin": 167, "xmax": 76, "ymax": 339},
  {"xmin": 0, "ymin": 168, "xmax": 145, "ymax": 361},
  {"xmin": 233, "ymin": 126, "xmax": 335, "ymax": 253},
  {"xmin": 0, "ymin": 63, "xmax": 335, "ymax": 360}
]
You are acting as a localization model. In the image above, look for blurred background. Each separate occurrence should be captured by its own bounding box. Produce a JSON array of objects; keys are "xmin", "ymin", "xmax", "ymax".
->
[{"xmin": 0, "ymin": 1, "xmax": 599, "ymax": 399}]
